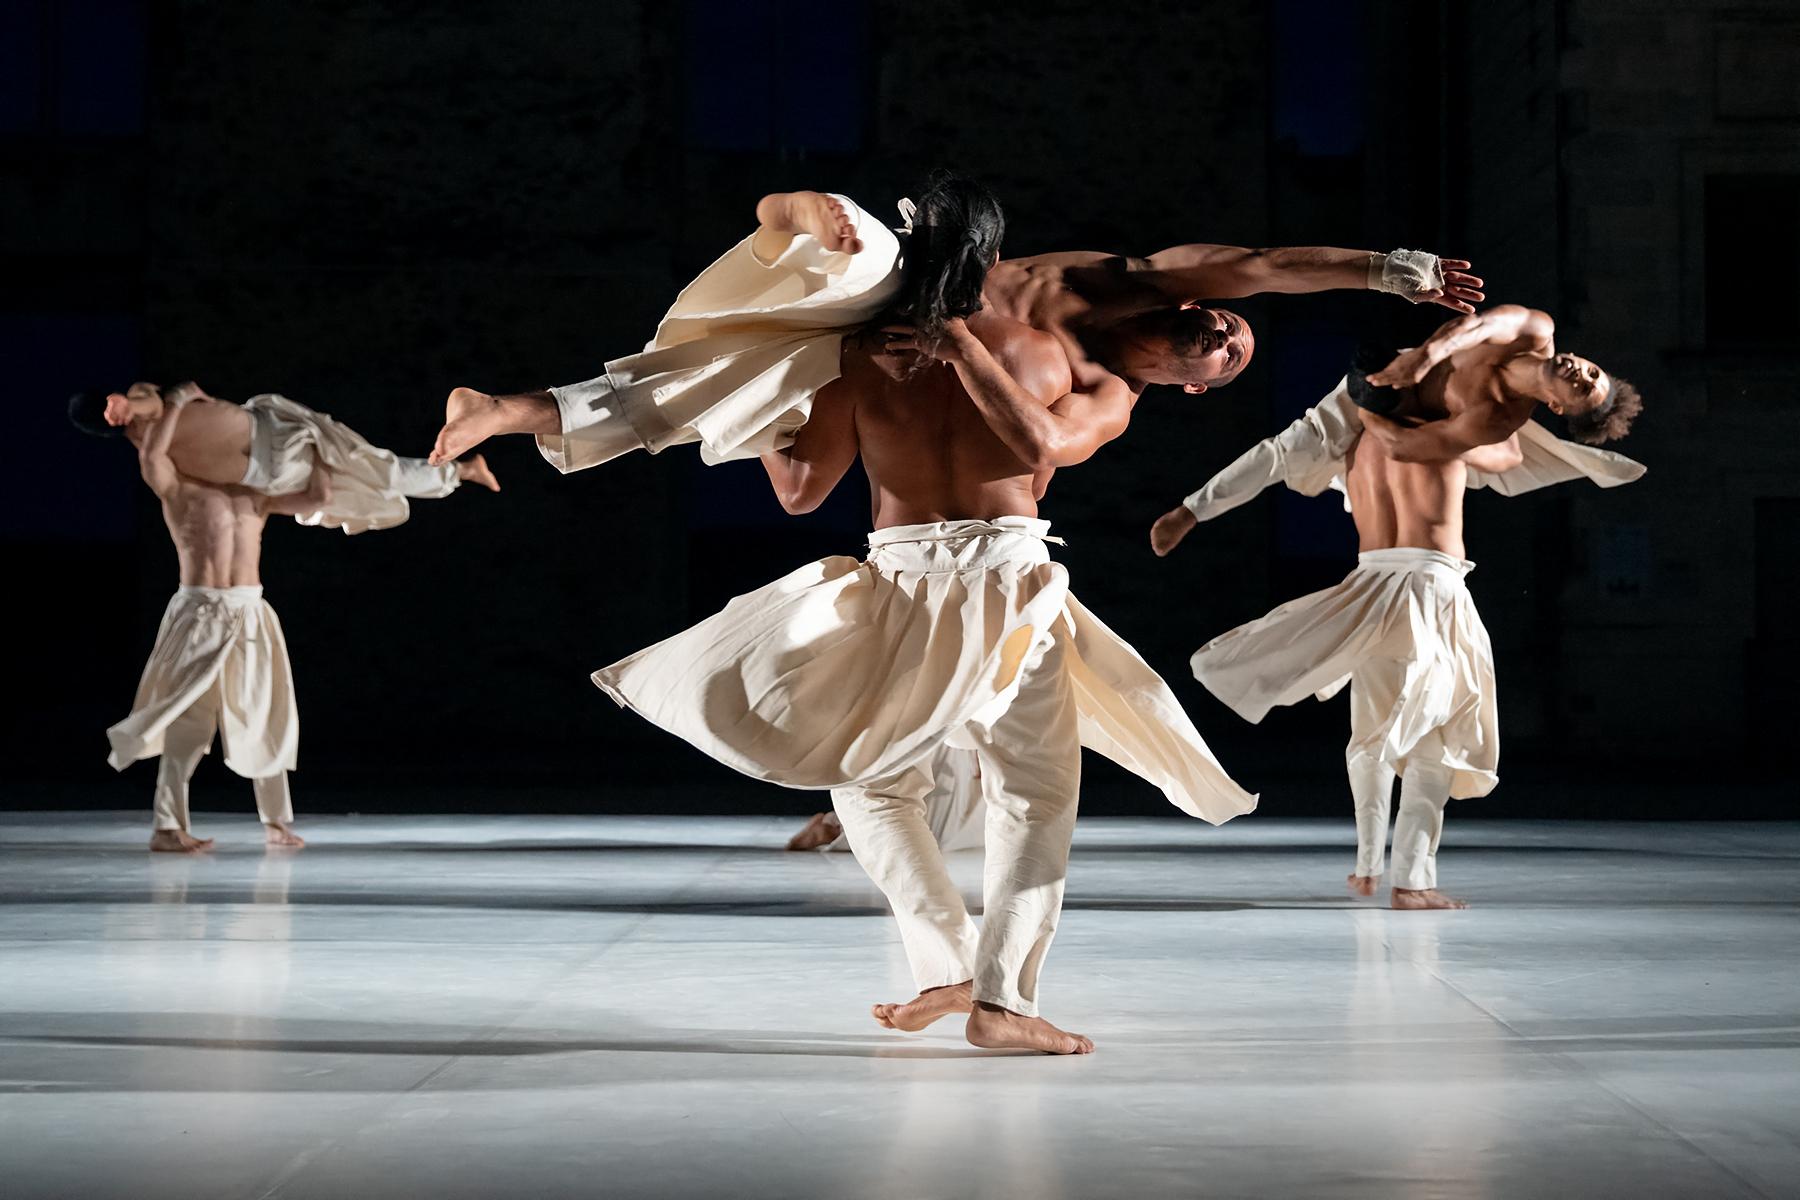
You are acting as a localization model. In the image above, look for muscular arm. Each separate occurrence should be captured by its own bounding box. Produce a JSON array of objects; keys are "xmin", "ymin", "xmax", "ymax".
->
[
  {"xmin": 759, "ymin": 384, "xmax": 859, "ymax": 515},
  {"xmin": 935, "ymin": 321, "xmax": 1129, "ymax": 471},
  {"xmin": 137, "ymin": 398, "xmax": 186, "ymax": 497},
  {"xmin": 261, "ymin": 452, "xmax": 334, "ymax": 516},
  {"xmin": 1139, "ymin": 244, "xmax": 1376, "ymax": 300},
  {"xmin": 1459, "ymin": 434, "xmax": 1524, "ymax": 475},
  {"xmin": 1361, "ymin": 407, "xmax": 1520, "ymax": 463},
  {"xmin": 1367, "ymin": 305, "xmax": 1555, "ymax": 386}
]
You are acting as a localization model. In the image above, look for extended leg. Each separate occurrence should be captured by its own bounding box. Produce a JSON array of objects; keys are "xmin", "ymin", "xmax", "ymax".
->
[
  {"xmin": 430, "ymin": 388, "xmax": 564, "ymax": 466},
  {"xmin": 832, "ymin": 758, "xmax": 980, "ymax": 1031},
  {"xmin": 149, "ymin": 700, "xmax": 217, "ymax": 853},
  {"xmin": 964, "ymin": 637, "xmax": 1092, "ymax": 1054},
  {"xmin": 1390, "ymin": 746, "xmax": 1464, "ymax": 910}
]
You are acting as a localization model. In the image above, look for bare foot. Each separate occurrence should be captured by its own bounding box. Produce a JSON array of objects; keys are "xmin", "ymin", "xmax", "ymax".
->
[
  {"xmin": 149, "ymin": 829, "xmax": 214, "ymax": 853},
  {"xmin": 431, "ymin": 388, "xmax": 505, "ymax": 466},
  {"xmin": 785, "ymin": 811, "xmax": 842, "ymax": 851},
  {"xmin": 1347, "ymin": 873, "xmax": 1378, "ymax": 897},
  {"xmin": 1391, "ymin": 887, "xmax": 1467, "ymax": 910},
  {"xmin": 456, "ymin": 453, "xmax": 501, "ymax": 493},
  {"xmin": 965, "ymin": 1002, "xmax": 1094, "ymax": 1055},
  {"xmin": 264, "ymin": 822, "xmax": 306, "ymax": 849},
  {"xmin": 871, "ymin": 981, "xmax": 973, "ymax": 1032},
  {"xmin": 761, "ymin": 191, "xmax": 863, "ymax": 254}
]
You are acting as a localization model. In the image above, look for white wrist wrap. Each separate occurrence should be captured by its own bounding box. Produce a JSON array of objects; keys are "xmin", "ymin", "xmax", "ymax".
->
[{"xmin": 1368, "ymin": 249, "xmax": 1446, "ymax": 302}]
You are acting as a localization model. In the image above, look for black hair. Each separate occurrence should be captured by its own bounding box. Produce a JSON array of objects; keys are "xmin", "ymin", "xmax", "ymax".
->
[
  {"xmin": 68, "ymin": 391, "xmax": 125, "ymax": 438},
  {"xmin": 889, "ymin": 170, "xmax": 1005, "ymax": 344},
  {"xmin": 1566, "ymin": 374, "xmax": 1642, "ymax": 444}
]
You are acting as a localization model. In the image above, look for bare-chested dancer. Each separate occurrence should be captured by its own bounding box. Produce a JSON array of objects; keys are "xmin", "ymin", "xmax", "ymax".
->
[
  {"xmin": 1354, "ymin": 304, "xmax": 1641, "ymax": 455},
  {"xmin": 83, "ymin": 382, "xmax": 498, "ymax": 533},
  {"xmin": 1166, "ymin": 362, "xmax": 1644, "ymax": 908},
  {"xmin": 427, "ymin": 181, "xmax": 1483, "ymax": 469},
  {"xmin": 93, "ymin": 393, "xmax": 325, "ymax": 851},
  {"xmin": 587, "ymin": 181, "xmax": 1256, "ymax": 1054}
]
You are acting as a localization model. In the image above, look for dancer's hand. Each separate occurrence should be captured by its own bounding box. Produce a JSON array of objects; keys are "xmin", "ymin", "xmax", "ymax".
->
[
  {"xmin": 880, "ymin": 318, "xmax": 972, "ymax": 364},
  {"xmin": 1150, "ymin": 505, "xmax": 1197, "ymax": 557},
  {"xmin": 103, "ymin": 392, "xmax": 134, "ymax": 426},
  {"xmin": 1414, "ymin": 259, "xmax": 1485, "ymax": 314},
  {"xmin": 1365, "ymin": 346, "xmax": 1432, "ymax": 388}
]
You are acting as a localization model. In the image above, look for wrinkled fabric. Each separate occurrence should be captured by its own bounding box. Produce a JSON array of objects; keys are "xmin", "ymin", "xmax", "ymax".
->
[
  {"xmin": 242, "ymin": 394, "xmax": 459, "ymax": 535},
  {"xmin": 822, "ymin": 747, "xmax": 986, "ymax": 853},
  {"xmin": 108, "ymin": 586, "xmax": 298, "ymax": 780},
  {"xmin": 594, "ymin": 518, "xmax": 1256, "ymax": 822},
  {"xmin": 540, "ymin": 193, "xmax": 903, "ymax": 472},
  {"xmin": 1192, "ymin": 549, "xmax": 1497, "ymax": 800},
  {"xmin": 1369, "ymin": 248, "xmax": 1446, "ymax": 301}
]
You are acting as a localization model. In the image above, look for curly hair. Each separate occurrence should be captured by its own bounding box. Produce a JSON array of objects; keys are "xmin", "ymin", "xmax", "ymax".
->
[{"xmin": 1566, "ymin": 375, "xmax": 1642, "ymax": 445}]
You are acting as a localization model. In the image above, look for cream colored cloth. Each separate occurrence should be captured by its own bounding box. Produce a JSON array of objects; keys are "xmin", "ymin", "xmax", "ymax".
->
[
  {"xmin": 822, "ymin": 747, "xmax": 986, "ymax": 853},
  {"xmin": 1192, "ymin": 548, "xmax": 1498, "ymax": 801},
  {"xmin": 594, "ymin": 517, "xmax": 1257, "ymax": 821},
  {"xmin": 1182, "ymin": 378, "xmax": 1647, "ymax": 523},
  {"xmin": 107, "ymin": 586, "xmax": 298, "ymax": 781},
  {"xmin": 150, "ymin": 686, "xmax": 293, "ymax": 832},
  {"xmin": 241, "ymin": 393, "xmax": 460, "ymax": 535},
  {"xmin": 1347, "ymin": 723, "xmax": 1452, "ymax": 889},
  {"xmin": 832, "ymin": 634, "xmax": 1080, "ymax": 1016},
  {"xmin": 539, "ymin": 193, "xmax": 903, "ymax": 472}
]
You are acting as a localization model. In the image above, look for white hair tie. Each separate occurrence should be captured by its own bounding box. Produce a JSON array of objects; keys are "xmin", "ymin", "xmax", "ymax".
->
[{"xmin": 897, "ymin": 197, "xmax": 917, "ymax": 233}]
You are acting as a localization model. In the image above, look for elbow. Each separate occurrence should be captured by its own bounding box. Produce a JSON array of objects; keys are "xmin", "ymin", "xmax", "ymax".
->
[{"xmin": 773, "ymin": 486, "xmax": 820, "ymax": 515}]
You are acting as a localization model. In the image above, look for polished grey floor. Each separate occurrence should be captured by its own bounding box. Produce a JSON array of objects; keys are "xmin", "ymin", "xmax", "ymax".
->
[{"xmin": 2, "ymin": 811, "xmax": 1797, "ymax": 1200}]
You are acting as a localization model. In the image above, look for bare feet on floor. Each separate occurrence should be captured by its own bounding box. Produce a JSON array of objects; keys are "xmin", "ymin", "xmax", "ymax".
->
[
  {"xmin": 456, "ymin": 453, "xmax": 501, "ymax": 492},
  {"xmin": 1391, "ymin": 887, "xmax": 1467, "ymax": 910},
  {"xmin": 761, "ymin": 191, "xmax": 863, "ymax": 254},
  {"xmin": 786, "ymin": 811, "xmax": 842, "ymax": 851},
  {"xmin": 872, "ymin": 981, "xmax": 972, "ymax": 1031},
  {"xmin": 149, "ymin": 829, "xmax": 214, "ymax": 853},
  {"xmin": 264, "ymin": 822, "xmax": 306, "ymax": 848},
  {"xmin": 1346, "ymin": 873, "xmax": 1378, "ymax": 897},
  {"xmin": 965, "ymin": 1002, "xmax": 1094, "ymax": 1055}
]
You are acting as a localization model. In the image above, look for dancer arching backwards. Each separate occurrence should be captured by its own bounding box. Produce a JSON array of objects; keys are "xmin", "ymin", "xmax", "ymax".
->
[
  {"xmin": 428, "ymin": 174, "xmax": 1481, "ymax": 472},
  {"xmin": 1154, "ymin": 356, "xmax": 1644, "ymax": 908},
  {"xmin": 71, "ymin": 383, "xmax": 499, "ymax": 851},
  {"xmin": 591, "ymin": 176, "xmax": 1256, "ymax": 1055}
]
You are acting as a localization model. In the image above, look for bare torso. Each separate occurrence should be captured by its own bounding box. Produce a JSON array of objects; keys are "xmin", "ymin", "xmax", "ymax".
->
[
  {"xmin": 160, "ymin": 399, "xmax": 256, "ymax": 486},
  {"xmin": 829, "ymin": 312, "xmax": 1073, "ymax": 528},
  {"xmin": 160, "ymin": 479, "xmax": 269, "ymax": 587},
  {"xmin": 1390, "ymin": 342, "xmax": 1542, "ymax": 438},
  {"xmin": 1344, "ymin": 433, "xmax": 1466, "ymax": 558},
  {"xmin": 984, "ymin": 253, "xmax": 1154, "ymax": 400}
]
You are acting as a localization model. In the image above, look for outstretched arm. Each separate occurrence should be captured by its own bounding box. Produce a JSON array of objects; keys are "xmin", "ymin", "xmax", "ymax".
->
[
  {"xmin": 136, "ymin": 395, "xmax": 187, "ymax": 496},
  {"xmin": 1366, "ymin": 304, "xmax": 1555, "ymax": 387},
  {"xmin": 759, "ymin": 384, "xmax": 858, "ymax": 515},
  {"xmin": 262, "ymin": 452, "xmax": 334, "ymax": 516},
  {"xmin": 892, "ymin": 318, "xmax": 1129, "ymax": 472},
  {"xmin": 1135, "ymin": 245, "xmax": 1484, "ymax": 313}
]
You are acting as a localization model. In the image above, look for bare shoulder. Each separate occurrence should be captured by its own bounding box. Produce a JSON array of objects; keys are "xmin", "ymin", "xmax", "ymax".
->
[{"xmin": 972, "ymin": 313, "xmax": 1074, "ymax": 402}]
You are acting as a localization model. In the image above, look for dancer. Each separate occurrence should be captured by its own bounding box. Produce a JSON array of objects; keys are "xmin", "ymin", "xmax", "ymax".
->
[
  {"xmin": 77, "ymin": 381, "xmax": 499, "ymax": 534},
  {"xmin": 787, "ymin": 748, "xmax": 984, "ymax": 853},
  {"xmin": 591, "ymin": 217, "xmax": 1257, "ymax": 1051},
  {"xmin": 429, "ymin": 176, "xmax": 1481, "ymax": 470},
  {"xmin": 92, "ymin": 393, "xmax": 320, "ymax": 850},
  {"xmin": 1353, "ymin": 304, "xmax": 1641, "ymax": 453},
  {"xmin": 1159, "ymin": 375, "xmax": 1644, "ymax": 908}
]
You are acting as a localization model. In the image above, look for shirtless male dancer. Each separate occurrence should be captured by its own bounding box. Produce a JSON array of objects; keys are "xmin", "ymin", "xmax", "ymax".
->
[
  {"xmin": 94, "ymin": 392, "xmax": 325, "ymax": 851},
  {"xmin": 589, "ymin": 196, "xmax": 1258, "ymax": 1053},
  {"xmin": 426, "ymin": 186, "xmax": 1484, "ymax": 468},
  {"xmin": 1164, "ymin": 362, "xmax": 1644, "ymax": 907}
]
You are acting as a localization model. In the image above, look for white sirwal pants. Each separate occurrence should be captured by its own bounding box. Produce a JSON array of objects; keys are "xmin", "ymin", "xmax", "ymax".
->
[
  {"xmin": 153, "ymin": 695, "xmax": 294, "ymax": 833},
  {"xmin": 830, "ymin": 634, "xmax": 1081, "ymax": 1018},
  {"xmin": 1348, "ymin": 663, "xmax": 1452, "ymax": 890}
]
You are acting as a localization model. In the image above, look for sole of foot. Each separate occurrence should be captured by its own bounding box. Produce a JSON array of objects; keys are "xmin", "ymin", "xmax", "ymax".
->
[
  {"xmin": 872, "ymin": 981, "xmax": 973, "ymax": 1032},
  {"xmin": 1391, "ymin": 887, "xmax": 1467, "ymax": 910},
  {"xmin": 431, "ymin": 387, "xmax": 497, "ymax": 465},
  {"xmin": 965, "ymin": 1004, "xmax": 1094, "ymax": 1055}
]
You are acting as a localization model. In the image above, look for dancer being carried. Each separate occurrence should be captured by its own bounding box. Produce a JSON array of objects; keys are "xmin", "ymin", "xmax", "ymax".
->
[
  {"xmin": 592, "ymin": 176, "xmax": 1255, "ymax": 1055},
  {"xmin": 428, "ymin": 175, "xmax": 1482, "ymax": 470},
  {"xmin": 70, "ymin": 384, "xmax": 497, "ymax": 852},
  {"xmin": 1155, "ymin": 362, "xmax": 1644, "ymax": 909},
  {"xmin": 87, "ymin": 381, "xmax": 498, "ymax": 534}
]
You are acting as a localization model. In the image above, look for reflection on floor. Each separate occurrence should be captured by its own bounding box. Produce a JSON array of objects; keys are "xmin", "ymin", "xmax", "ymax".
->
[{"xmin": 2, "ymin": 812, "xmax": 1797, "ymax": 1199}]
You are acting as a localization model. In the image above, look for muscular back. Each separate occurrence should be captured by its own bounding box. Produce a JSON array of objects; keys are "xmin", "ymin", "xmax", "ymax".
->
[
  {"xmin": 1344, "ymin": 433, "xmax": 1467, "ymax": 558},
  {"xmin": 160, "ymin": 398, "xmax": 257, "ymax": 486},
  {"xmin": 159, "ymin": 480, "xmax": 270, "ymax": 588},
  {"xmin": 835, "ymin": 313, "xmax": 1073, "ymax": 527}
]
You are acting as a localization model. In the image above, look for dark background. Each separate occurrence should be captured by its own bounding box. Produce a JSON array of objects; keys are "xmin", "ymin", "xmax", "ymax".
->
[{"xmin": 5, "ymin": 0, "xmax": 1796, "ymax": 820}]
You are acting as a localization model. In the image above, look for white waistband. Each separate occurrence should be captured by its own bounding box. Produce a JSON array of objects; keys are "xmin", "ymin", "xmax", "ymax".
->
[
  {"xmin": 867, "ymin": 517, "xmax": 1060, "ymax": 572},
  {"xmin": 1356, "ymin": 547, "xmax": 1474, "ymax": 574},
  {"xmin": 178, "ymin": 585, "xmax": 265, "ymax": 604}
]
